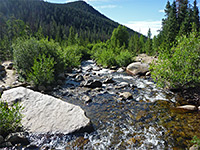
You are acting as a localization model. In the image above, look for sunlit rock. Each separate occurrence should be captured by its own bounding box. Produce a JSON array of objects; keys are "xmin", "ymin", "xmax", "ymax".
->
[
  {"xmin": 126, "ymin": 62, "xmax": 149, "ymax": 76},
  {"xmin": 176, "ymin": 105, "xmax": 197, "ymax": 111},
  {"xmin": 1, "ymin": 87, "xmax": 93, "ymax": 134}
]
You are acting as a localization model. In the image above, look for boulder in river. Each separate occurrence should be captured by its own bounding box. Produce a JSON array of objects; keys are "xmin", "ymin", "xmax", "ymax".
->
[
  {"xmin": 176, "ymin": 105, "xmax": 199, "ymax": 111},
  {"xmin": 83, "ymin": 79, "xmax": 102, "ymax": 89},
  {"xmin": 1, "ymin": 87, "xmax": 93, "ymax": 134},
  {"xmin": 126, "ymin": 62, "xmax": 149, "ymax": 76},
  {"xmin": 119, "ymin": 92, "xmax": 133, "ymax": 100}
]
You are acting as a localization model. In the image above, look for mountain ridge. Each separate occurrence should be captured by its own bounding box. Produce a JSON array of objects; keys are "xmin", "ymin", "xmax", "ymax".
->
[{"xmin": 0, "ymin": 0, "xmax": 141, "ymax": 42}]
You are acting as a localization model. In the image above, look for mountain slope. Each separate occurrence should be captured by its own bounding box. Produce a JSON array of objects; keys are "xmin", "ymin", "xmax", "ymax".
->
[{"xmin": 0, "ymin": 0, "xmax": 140, "ymax": 42}]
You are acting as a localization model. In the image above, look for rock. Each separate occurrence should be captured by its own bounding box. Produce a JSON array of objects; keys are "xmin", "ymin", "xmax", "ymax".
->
[
  {"xmin": 93, "ymin": 66, "xmax": 100, "ymax": 71},
  {"xmin": 117, "ymin": 68, "xmax": 124, "ymax": 73},
  {"xmin": 0, "ymin": 135, "xmax": 4, "ymax": 144},
  {"xmin": 110, "ymin": 66, "xmax": 118, "ymax": 70},
  {"xmin": 0, "ymin": 70, "xmax": 6, "ymax": 77},
  {"xmin": 82, "ymin": 95, "xmax": 92, "ymax": 103},
  {"xmin": 119, "ymin": 92, "xmax": 133, "ymax": 100},
  {"xmin": 58, "ymin": 73, "xmax": 66, "ymax": 80},
  {"xmin": 75, "ymin": 75, "xmax": 84, "ymax": 82},
  {"xmin": 25, "ymin": 144, "xmax": 39, "ymax": 149},
  {"xmin": 46, "ymin": 85, "xmax": 53, "ymax": 91},
  {"xmin": 134, "ymin": 53, "xmax": 157, "ymax": 65},
  {"xmin": 5, "ymin": 132, "xmax": 30, "ymax": 145},
  {"xmin": 176, "ymin": 105, "xmax": 197, "ymax": 111},
  {"xmin": 103, "ymin": 77, "xmax": 115, "ymax": 84},
  {"xmin": 38, "ymin": 85, "xmax": 46, "ymax": 92},
  {"xmin": 6, "ymin": 62, "xmax": 13, "ymax": 70},
  {"xmin": 115, "ymin": 82, "xmax": 129, "ymax": 89},
  {"xmin": 189, "ymin": 144, "xmax": 199, "ymax": 150},
  {"xmin": 0, "ymin": 87, "xmax": 4, "ymax": 93},
  {"xmin": 145, "ymin": 71, "xmax": 151, "ymax": 76},
  {"xmin": 126, "ymin": 62, "xmax": 149, "ymax": 76},
  {"xmin": 84, "ymin": 80, "xmax": 102, "ymax": 89},
  {"xmin": 0, "ymin": 142, "xmax": 12, "ymax": 148},
  {"xmin": 0, "ymin": 65, "xmax": 5, "ymax": 71},
  {"xmin": 57, "ymin": 79, "xmax": 63, "ymax": 85},
  {"xmin": 1, "ymin": 87, "xmax": 93, "ymax": 134}
]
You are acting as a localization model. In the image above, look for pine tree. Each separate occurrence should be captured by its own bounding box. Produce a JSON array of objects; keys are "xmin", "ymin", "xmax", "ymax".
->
[
  {"xmin": 133, "ymin": 33, "xmax": 140, "ymax": 54},
  {"xmin": 128, "ymin": 35, "xmax": 135, "ymax": 53},
  {"xmin": 145, "ymin": 28, "xmax": 152, "ymax": 55},
  {"xmin": 68, "ymin": 26, "xmax": 76, "ymax": 45},
  {"xmin": 192, "ymin": 0, "xmax": 200, "ymax": 31},
  {"xmin": 139, "ymin": 35, "xmax": 145, "ymax": 53},
  {"xmin": 110, "ymin": 25, "xmax": 129, "ymax": 48},
  {"xmin": 162, "ymin": 1, "xmax": 178, "ymax": 49}
]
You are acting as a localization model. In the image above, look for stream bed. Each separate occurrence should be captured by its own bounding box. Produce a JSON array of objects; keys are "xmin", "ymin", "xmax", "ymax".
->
[{"xmin": 28, "ymin": 60, "xmax": 200, "ymax": 150}]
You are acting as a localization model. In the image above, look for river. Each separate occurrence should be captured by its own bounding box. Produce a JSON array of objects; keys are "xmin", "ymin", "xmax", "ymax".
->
[{"xmin": 28, "ymin": 60, "xmax": 200, "ymax": 150}]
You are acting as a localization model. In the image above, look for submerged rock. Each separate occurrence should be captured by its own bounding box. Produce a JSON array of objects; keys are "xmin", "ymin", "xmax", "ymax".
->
[
  {"xmin": 82, "ymin": 95, "xmax": 92, "ymax": 103},
  {"xmin": 0, "ymin": 136, "xmax": 4, "ymax": 144},
  {"xmin": 103, "ymin": 77, "xmax": 115, "ymax": 84},
  {"xmin": 1, "ymin": 87, "xmax": 93, "ymax": 134},
  {"xmin": 5, "ymin": 132, "xmax": 30, "ymax": 146},
  {"xmin": 83, "ymin": 80, "xmax": 102, "ymax": 89}
]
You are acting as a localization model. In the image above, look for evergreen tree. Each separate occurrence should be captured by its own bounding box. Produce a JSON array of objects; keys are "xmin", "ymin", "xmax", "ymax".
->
[
  {"xmin": 128, "ymin": 35, "xmax": 135, "ymax": 53},
  {"xmin": 139, "ymin": 35, "xmax": 145, "ymax": 53},
  {"xmin": 160, "ymin": 1, "xmax": 178, "ymax": 50},
  {"xmin": 177, "ymin": 0, "xmax": 189, "ymax": 29},
  {"xmin": 145, "ymin": 28, "xmax": 152, "ymax": 55},
  {"xmin": 110, "ymin": 25, "xmax": 129, "ymax": 48},
  {"xmin": 68, "ymin": 26, "xmax": 76, "ymax": 45},
  {"xmin": 133, "ymin": 33, "xmax": 140, "ymax": 54},
  {"xmin": 192, "ymin": 0, "xmax": 200, "ymax": 31}
]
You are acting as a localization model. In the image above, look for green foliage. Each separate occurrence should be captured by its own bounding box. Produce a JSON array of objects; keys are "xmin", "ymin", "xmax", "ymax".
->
[
  {"xmin": 151, "ymin": 32, "xmax": 200, "ymax": 89},
  {"xmin": 115, "ymin": 50, "xmax": 133, "ymax": 67},
  {"xmin": 62, "ymin": 45, "xmax": 82, "ymax": 68},
  {"xmin": 157, "ymin": 0, "xmax": 200, "ymax": 52},
  {"xmin": 28, "ymin": 54, "xmax": 55, "ymax": 86},
  {"xmin": 13, "ymin": 37, "xmax": 63, "ymax": 77},
  {"xmin": 110, "ymin": 25, "xmax": 129, "ymax": 48},
  {"xmin": 0, "ymin": 0, "xmax": 138, "ymax": 44},
  {"xmin": 191, "ymin": 136, "xmax": 200, "ymax": 146},
  {"xmin": 96, "ymin": 48, "xmax": 116, "ymax": 67},
  {"xmin": 145, "ymin": 29, "xmax": 153, "ymax": 55},
  {"xmin": 91, "ymin": 41, "xmax": 133, "ymax": 67},
  {"xmin": 0, "ymin": 101, "xmax": 23, "ymax": 137}
]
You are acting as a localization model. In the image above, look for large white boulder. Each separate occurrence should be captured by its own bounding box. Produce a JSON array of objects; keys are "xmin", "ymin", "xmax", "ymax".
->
[
  {"xmin": 1, "ymin": 87, "xmax": 92, "ymax": 134},
  {"xmin": 126, "ymin": 62, "xmax": 149, "ymax": 76}
]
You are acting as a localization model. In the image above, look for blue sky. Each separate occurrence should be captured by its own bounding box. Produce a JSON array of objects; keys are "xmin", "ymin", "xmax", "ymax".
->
[{"xmin": 46, "ymin": 0, "xmax": 200, "ymax": 37}]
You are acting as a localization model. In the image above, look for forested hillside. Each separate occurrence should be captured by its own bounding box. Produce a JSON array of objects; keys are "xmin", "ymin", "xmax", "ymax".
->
[{"xmin": 0, "ymin": 0, "xmax": 137, "ymax": 42}]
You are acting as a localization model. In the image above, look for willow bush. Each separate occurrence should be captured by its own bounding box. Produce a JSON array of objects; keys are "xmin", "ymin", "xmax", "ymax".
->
[{"xmin": 151, "ymin": 32, "xmax": 200, "ymax": 89}]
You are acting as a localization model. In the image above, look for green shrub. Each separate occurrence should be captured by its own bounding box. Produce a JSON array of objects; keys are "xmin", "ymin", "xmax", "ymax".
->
[
  {"xmin": 28, "ymin": 54, "xmax": 55, "ymax": 86},
  {"xmin": 13, "ymin": 37, "xmax": 63, "ymax": 77},
  {"xmin": 115, "ymin": 49, "xmax": 133, "ymax": 67},
  {"xmin": 191, "ymin": 136, "xmax": 200, "ymax": 147},
  {"xmin": 151, "ymin": 32, "xmax": 200, "ymax": 88},
  {"xmin": 91, "ymin": 42, "xmax": 133, "ymax": 67},
  {"xmin": 62, "ymin": 45, "xmax": 82, "ymax": 68},
  {"xmin": 96, "ymin": 48, "xmax": 116, "ymax": 67},
  {"xmin": 0, "ymin": 101, "xmax": 23, "ymax": 137}
]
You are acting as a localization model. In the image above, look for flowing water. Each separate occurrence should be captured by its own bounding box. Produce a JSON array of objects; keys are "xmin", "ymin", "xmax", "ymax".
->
[{"xmin": 28, "ymin": 60, "xmax": 200, "ymax": 150}]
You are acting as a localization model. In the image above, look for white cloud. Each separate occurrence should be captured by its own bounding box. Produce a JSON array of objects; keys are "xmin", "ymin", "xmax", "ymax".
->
[
  {"xmin": 97, "ymin": 5, "xmax": 117, "ymax": 9},
  {"xmin": 159, "ymin": 9, "xmax": 164, "ymax": 13},
  {"xmin": 123, "ymin": 20, "xmax": 162, "ymax": 37}
]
